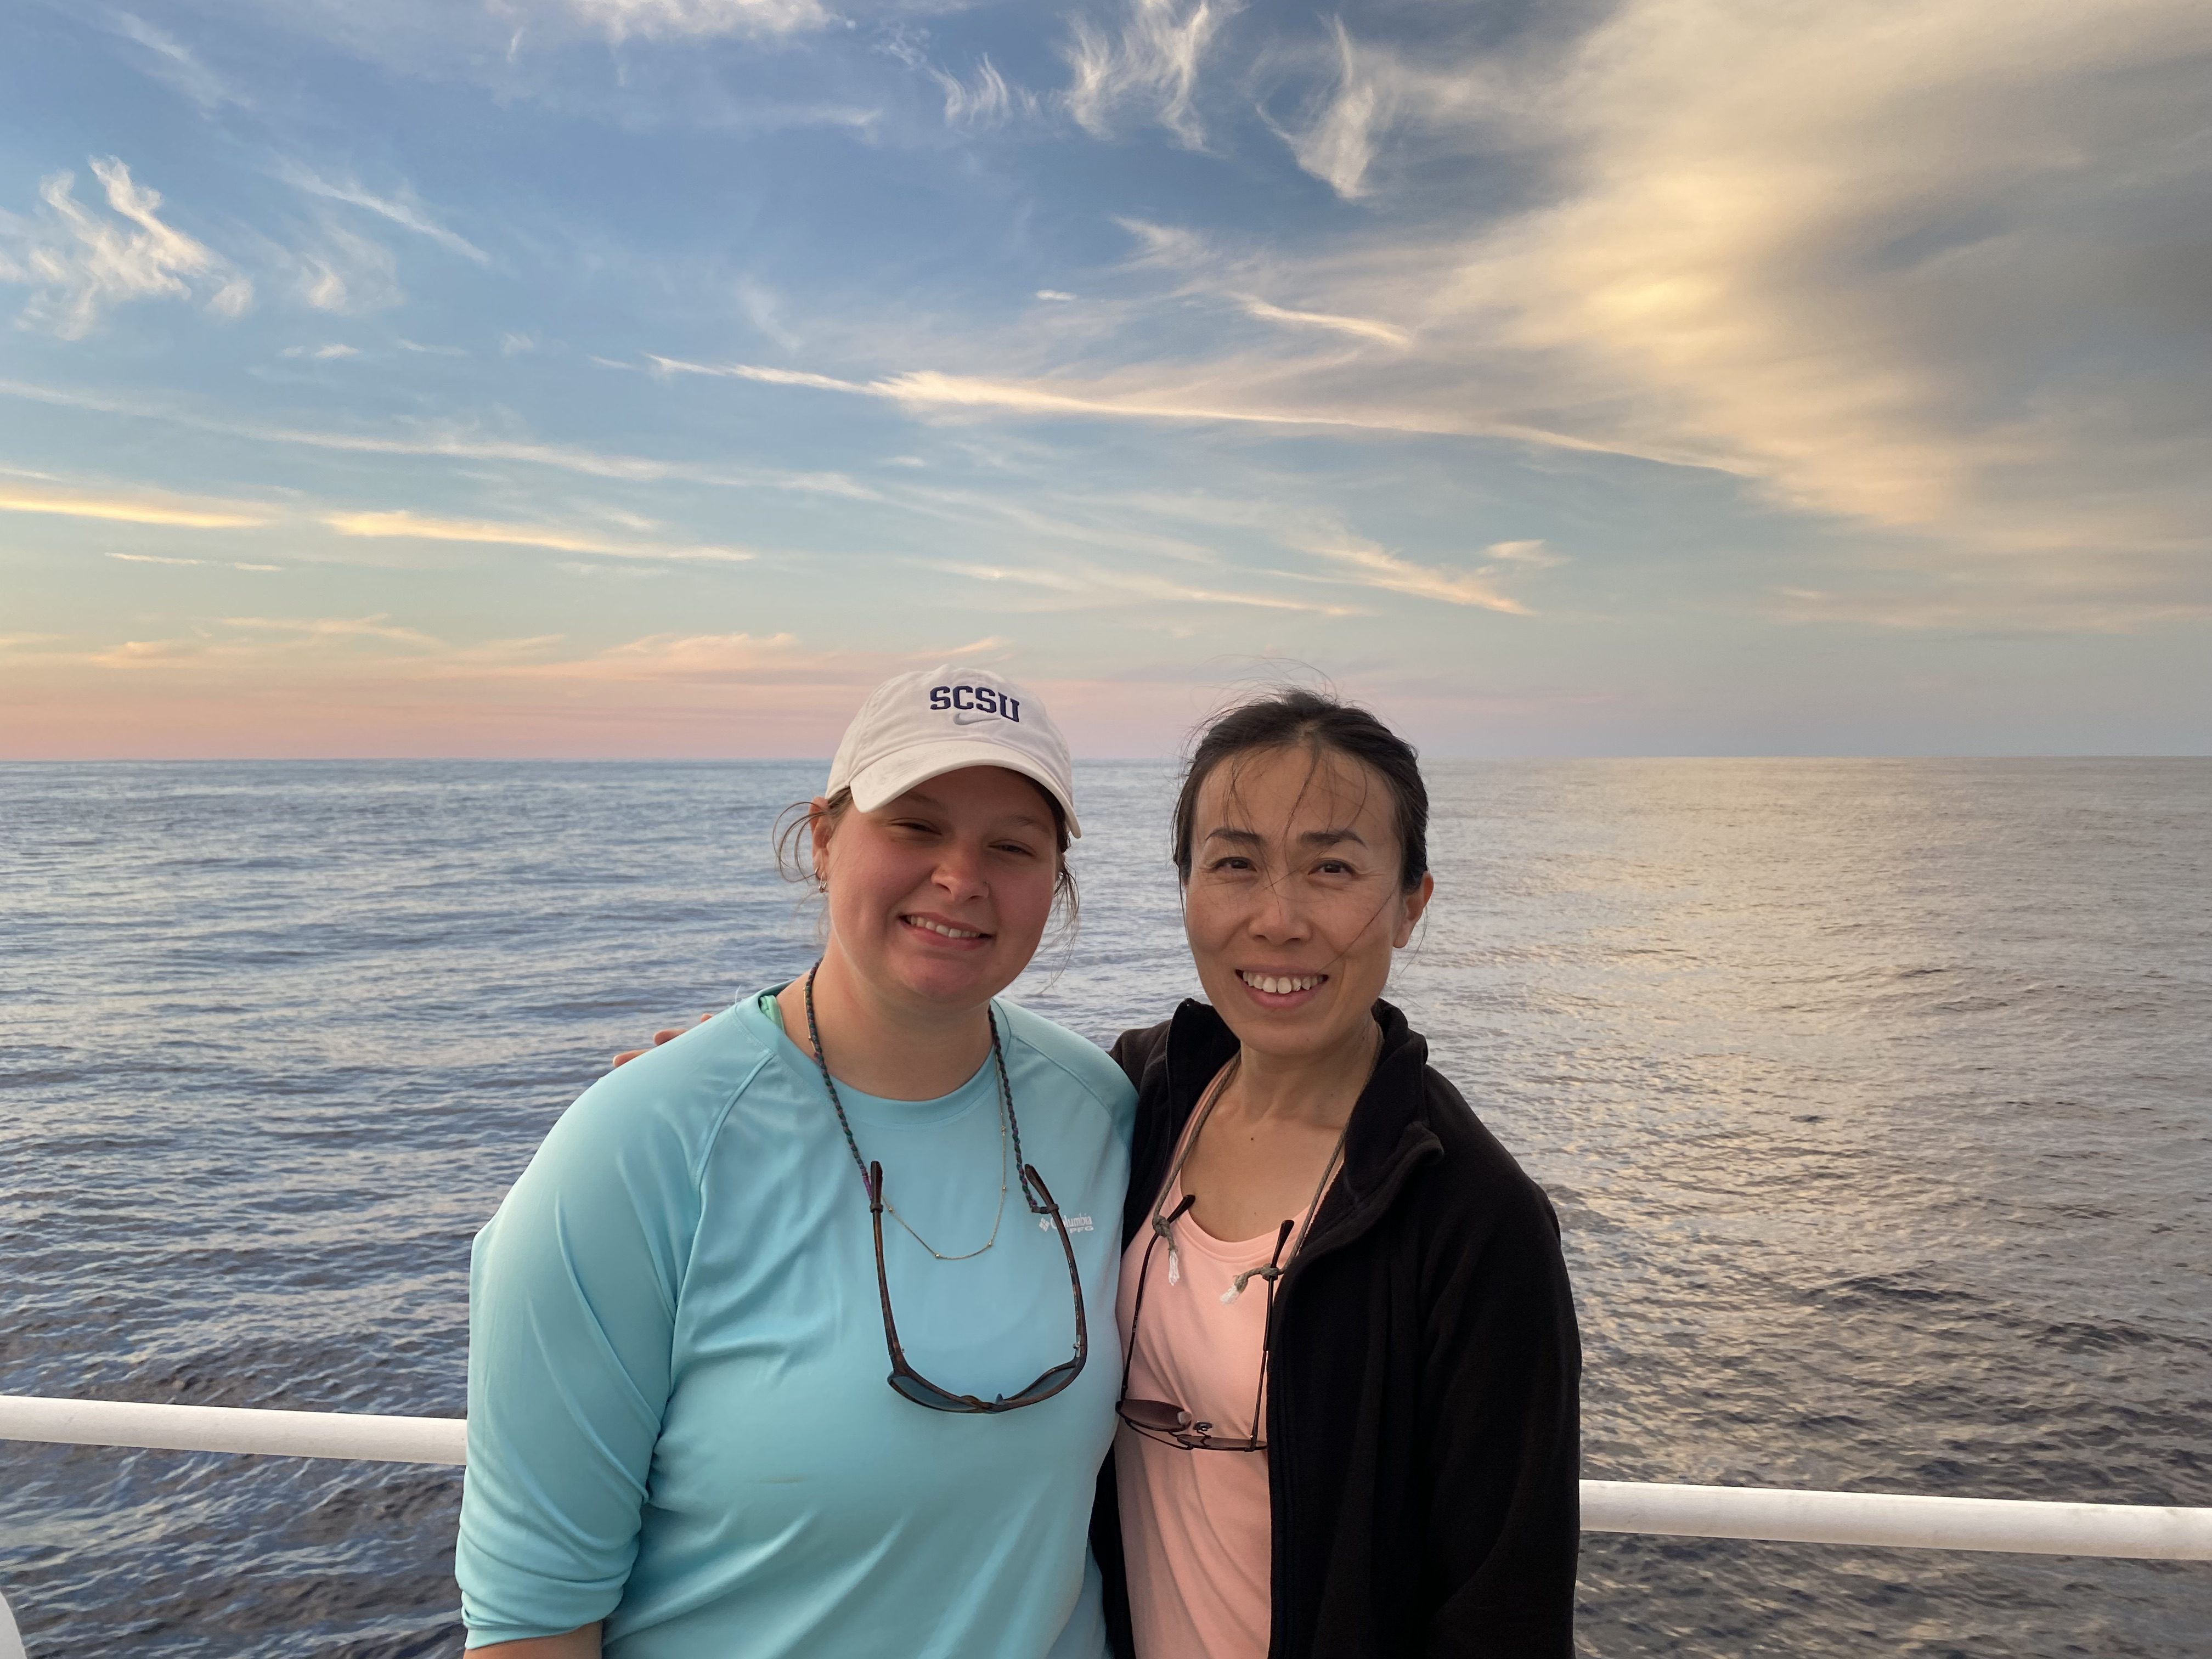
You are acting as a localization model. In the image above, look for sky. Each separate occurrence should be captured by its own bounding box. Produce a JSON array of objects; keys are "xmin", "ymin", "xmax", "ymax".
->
[{"xmin": 1, "ymin": 0, "xmax": 2208, "ymax": 759}]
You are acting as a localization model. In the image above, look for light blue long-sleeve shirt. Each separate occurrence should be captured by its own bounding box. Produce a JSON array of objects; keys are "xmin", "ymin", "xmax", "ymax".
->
[{"xmin": 458, "ymin": 991, "xmax": 1133, "ymax": 1658}]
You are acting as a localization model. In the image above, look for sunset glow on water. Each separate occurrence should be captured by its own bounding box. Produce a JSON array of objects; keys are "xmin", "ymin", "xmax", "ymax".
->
[{"xmin": 3, "ymin": 759, "xmax": 2207, "ymax": 1655}]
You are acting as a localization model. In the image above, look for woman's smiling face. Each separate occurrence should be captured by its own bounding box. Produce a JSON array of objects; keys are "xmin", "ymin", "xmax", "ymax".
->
[
  {"xmin": 816, "ymin": 764, "xmax": 1063, "ymax": 1013},
  {"xmin": 1181, "ymin": 744, "xmax": 1432, "ymax": 1062}
]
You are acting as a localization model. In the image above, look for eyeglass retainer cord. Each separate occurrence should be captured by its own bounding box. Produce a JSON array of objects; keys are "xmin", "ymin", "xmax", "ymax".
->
[
  {"xmin": 1122, "ymin": 1045, "xmax": 1363, "ymax": 1447},
  {"xmin": 803, "ymin": 961, "xmax": 1043, "ymax": 1268}
]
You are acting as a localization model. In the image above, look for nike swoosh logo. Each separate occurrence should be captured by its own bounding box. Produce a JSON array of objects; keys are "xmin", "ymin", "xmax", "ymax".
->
[{"xmin": 952, "ymin": 710, "xmax": 1001, "ymax": 724}]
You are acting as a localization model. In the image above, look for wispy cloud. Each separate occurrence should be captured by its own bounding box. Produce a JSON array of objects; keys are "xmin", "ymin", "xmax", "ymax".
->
[
  {"xmin": 890, "ymin": 480, "xmax": 1224, "ymax": 568},
  {"xmin": 105, "ymin": 13, "xmax": 249, "ymax": 113},
  {"xmin": 86, "ymin": 613, "xmax": 445, "ymax": 668},
  {"xmin": 766, "ymin": 0, "xmax": 2209, "ymax": 627},
  {"xmin": 222, "ymin": 614, "xmax": 444, "ymax": 647},
  {"xmin": 323, "ymin": 508, "xmax": 758, "ymax": 563},
  {"xmin": 1278, "ymin": 20, "xmax": 1383, "ymax": 200},
  {"xmin": 273, "ymin": 161, "xmax": 489, "ymax": 265},
  {"xmin": 1270, "ymin": 18, "xmax": 1502, "ymax": 201},
  {"xmin": 1172, "ymin": 0, "xmax": 2212, "ymax": 624},
  {"xmin": 1300, "ymin": 536, "xmax": 1533, "ymax": 614},
  {"xmin": 489, "ymin": 630, "xmax": 804, "ymax": 681},
  {"xmin": 928, "ymin": 57, "xmax": 1036, "ymax": 127},
  {"xmin": 14, "ymin": 620, "xmax": 1034, "ymax": 759},
  {"xmin": 931, "ymin": 557, "xmax": 1363, "ymax": 617},
  {"xmin": 1448, "ymin": 0, "xmax": 2212, "ymax": 566},
  {"xmin": 651, "ymin": 358, "xmax": 854, "ymax": 392},
  {"xmin": 0, "ymin": 482, "xmax": 268, "ymax": 528},
  {"xmin": 0, "ymin": 377, "xmax": 882, "ymax": 497},
  {"xmin": 57, "ymin": 622, "xmax": 999, "ymax": 695},
  {"xmin": 0, "ymin": 461, "xmax": 770, "ymax": 569},
  {"xmin": 941, "ymin": 635, "xmax": 1011, "ymax": 658},
  {"xmin": 1062, "ymin": 0, "xmax": 1237, "ymax": 148},
  {"xmin": 1231, "ymin": 295, "xmax": 1407, "ymax": 347},
  {"xmin": 1110, "ymin": 219, "xmax": 1417, "ymax": 348},
  {"xmin": 0, "ymin": 157, "xmax": 251, "ymax": 337},
  {"xmin": 1486, "ymin": 540, "xmax": 1564, "ymax": 568},
  {"xmin": 1110, "ymin": 488, "xmax": 1554, "ymax": 613},
  {"xmin": 110, "ymin": 551, "xmax": 281, "ymax": 571},
  {"xmin": 1764, "ymin": 551, "xmax": 2212, "ymax": 633},
  {"xmin": 289, "ymin": 223, "xmax": 404, "ymax": 313},
  {"xmin": 642, "ymin": 353, "xmax": 1623, "ymax": 451},
  {"xmin": 557, "ymin": 0, "xmax": 831, "ymax": 42},
  {"xmin": 735, "ymin": 283, "xmax": 803, "ymax": 352}
]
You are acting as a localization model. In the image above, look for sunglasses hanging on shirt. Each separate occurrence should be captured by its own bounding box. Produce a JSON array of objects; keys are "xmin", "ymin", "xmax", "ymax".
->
[
  {"xmin": 1114, "ymin": 1058, "xmax": 1351, "ymax": 1452},
  {"xmin": 802, "ymin": 962, "xmax": 1088, "ymax": 1414}
]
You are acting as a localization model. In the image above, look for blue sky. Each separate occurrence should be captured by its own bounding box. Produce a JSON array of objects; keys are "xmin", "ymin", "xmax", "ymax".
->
[{"xmin": 2, "ymin": 0, "xmax": 2208, "ymax": 758}]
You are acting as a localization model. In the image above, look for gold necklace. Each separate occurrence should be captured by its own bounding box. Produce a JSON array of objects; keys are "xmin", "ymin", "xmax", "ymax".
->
[{"xmin": 803, "ymin": 965, "xmax": 1012, "ymax": 1262}]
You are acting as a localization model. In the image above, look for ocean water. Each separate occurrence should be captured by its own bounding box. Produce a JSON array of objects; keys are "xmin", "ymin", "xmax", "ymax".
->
[{"xmin": 1, "ymin": 758, "xmax": 2207, "ymax": 1658}]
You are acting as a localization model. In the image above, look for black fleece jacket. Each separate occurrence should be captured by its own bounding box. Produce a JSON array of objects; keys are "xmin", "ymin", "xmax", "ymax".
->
[{"xmin": 1088, "ymin": 998, "xmax": 1581, "ymax": 1659}]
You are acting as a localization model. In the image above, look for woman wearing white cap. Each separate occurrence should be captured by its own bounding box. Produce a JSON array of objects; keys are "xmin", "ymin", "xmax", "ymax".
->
[{"xmin": 458, "ymin": 667, "xmax": 1133, "ymax": 1658}]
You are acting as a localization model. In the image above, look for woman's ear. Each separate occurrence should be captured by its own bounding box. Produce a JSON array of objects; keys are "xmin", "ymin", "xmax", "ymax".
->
[
  {"xmin": 1392, "ymin": 871, "xmax": 1435, "ymax": 949},
  {"xmin": 808, "ymin": 796, "xmax": 836, "ymax": 889}
]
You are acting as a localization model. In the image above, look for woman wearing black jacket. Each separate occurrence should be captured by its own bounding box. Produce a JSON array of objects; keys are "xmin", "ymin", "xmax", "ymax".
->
[{"xmin": 1090, "ymin": 691, "xmax": 1580, "ymax": 1659}]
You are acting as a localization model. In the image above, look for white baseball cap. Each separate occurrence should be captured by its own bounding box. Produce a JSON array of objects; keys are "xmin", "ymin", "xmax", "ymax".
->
[{"xmin": 827, "ymin": 665, "xmax": 1080, "ymax": 837}]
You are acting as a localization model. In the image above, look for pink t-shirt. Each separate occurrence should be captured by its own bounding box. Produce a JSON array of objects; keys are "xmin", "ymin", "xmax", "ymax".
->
[{"xmin": 1113, "ymin": 1170, "xmax": 1305, "ymax": 1659}]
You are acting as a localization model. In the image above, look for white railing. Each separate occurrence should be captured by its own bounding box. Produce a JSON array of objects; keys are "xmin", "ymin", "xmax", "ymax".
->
[
  {"xmin": 1579, "ymin": 1479, "xmax": 2212, "ymax": 1559},
  {"xmin": 0, "ymin": 1393, "xmax": 465, "ymax": 1466},
  {"xmin": 4, "ymin": 1395, "xmax": 2211, "ymax": 1561}
]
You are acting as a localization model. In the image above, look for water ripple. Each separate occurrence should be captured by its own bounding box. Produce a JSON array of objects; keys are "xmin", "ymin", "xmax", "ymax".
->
[{"xmin": 2, "ymin": 758, "xmax": 2207, "ymax": 1657}]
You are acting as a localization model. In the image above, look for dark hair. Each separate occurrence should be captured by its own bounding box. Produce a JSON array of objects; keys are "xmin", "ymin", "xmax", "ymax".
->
[
  {"xmin": 1171, "ymin": 689, "xmax": 1429, "ymax": 892},
  {"xmin": 776, "ymin": 782, "xmax": 1080, "ymax": 929}
]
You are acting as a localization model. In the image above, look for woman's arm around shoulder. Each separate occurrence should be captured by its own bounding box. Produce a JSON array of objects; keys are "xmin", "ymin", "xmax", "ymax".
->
[{"xmin": 1105, "ymin": 1018, "xmax": 1172, "ymax": 1092}]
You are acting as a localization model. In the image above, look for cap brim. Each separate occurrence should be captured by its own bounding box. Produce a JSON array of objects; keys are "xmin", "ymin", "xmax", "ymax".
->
[{"xmin": 847, "ymin": 742, "xmax": 1081, "ymax": 838}]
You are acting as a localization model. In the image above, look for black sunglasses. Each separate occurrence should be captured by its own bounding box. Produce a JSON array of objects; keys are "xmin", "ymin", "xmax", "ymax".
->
[
  {"xmin": 1114, "ymin": 1193, "xmax": 1291, "ymax": 1451},
  {"xmin": 868, "ymin": 1159, "xmax": 1089, "ymax": 1413}
]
